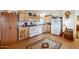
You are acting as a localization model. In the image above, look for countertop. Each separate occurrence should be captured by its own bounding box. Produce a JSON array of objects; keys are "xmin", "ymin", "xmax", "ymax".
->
[
  {"xmin": 18, "ymin": 24, "xmax": 51, "ymax": 28},
  {"xmin": 18, "ymin": 25, "xmax": 38, "ymax": 27}
]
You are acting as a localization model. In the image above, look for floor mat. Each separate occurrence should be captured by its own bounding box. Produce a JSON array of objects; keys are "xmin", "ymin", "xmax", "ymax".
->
[{"xmin": 26, "ymin": 38, "xmax": 62, "ymax": 49}]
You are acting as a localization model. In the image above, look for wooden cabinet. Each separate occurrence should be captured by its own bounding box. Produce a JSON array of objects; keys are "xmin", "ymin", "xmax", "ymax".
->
[
  {"xmin": 47, "ymin": 25, "xmax": 51, "ymax": 33},
  {"xmin": 0, "ymin": 12, "xmax": 18, "ymax": 45},
  {"xmin": 64, "ymin": 29, "xmax": 74, "ymax": 41},
  {"xmin": 24, "ymin": 13, "xmax": 29, "ymax": 20},
  {"xmin": 34, "ymin": 15, "xmax": 40, "ymax": 21},
  {"xmin": 19, "ymin": 11, "xmax": 29, "ymax": 21},
  {"xmin": 19, "ymin": 27, "xmax": 29, "ymax": 40},
  {"xmin": 9, "ymin": 13, "xmax": 18, "ymax": 43},
  {"xmin": 42, "ymin": 25, "xmax": 51, "ymax": 33},
  {"xmin": 42, "ymin": 25, "xmax": 47, "ymax": 33},
  {"xmin": 45, "ymin": 16, "xmax": 51, "ymax": 23},
  {"xmin": 19, "ymin": 11, "xmax": 25, "ymax": 21},
  {"xmin": 19, "ymin": 11, "xmax": 40, "ymax": 21}
]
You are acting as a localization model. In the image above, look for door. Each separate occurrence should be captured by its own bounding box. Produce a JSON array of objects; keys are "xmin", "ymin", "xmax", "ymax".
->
[{"xmin": 76, "ymin": 16, "xmax": 79, "ymax": 39}]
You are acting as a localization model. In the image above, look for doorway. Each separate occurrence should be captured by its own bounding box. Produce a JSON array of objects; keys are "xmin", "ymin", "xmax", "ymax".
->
[{"xmin": 76, "ymin": 16, "xmax": 79, "ymax": 39}]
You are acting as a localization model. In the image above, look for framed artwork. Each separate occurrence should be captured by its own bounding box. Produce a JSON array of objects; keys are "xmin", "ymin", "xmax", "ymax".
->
[{"xmin": 64, "ymin": 11, "xmax": 71, "ymax": 19}]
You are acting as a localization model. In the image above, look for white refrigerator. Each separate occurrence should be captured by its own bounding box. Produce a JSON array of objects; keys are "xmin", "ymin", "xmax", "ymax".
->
[{"xmin": 51, "ymin": 18, "xmax": 62, "ymax": 35}]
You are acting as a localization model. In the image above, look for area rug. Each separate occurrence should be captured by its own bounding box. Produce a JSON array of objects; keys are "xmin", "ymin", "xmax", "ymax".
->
[{"xmin": 26, "ymin": 38, "xmax": 62, "ymax": 49}]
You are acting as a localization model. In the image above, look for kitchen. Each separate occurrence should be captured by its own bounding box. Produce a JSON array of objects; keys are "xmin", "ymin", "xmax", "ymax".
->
[
  {"xmin": 18, "ymin": 10, "xmax": 52, "ymax": 40},
  {"xmin": 0, "ymin": 10, "xmax": 52, "ymax": 46},
  {"xmin": 0, "ymin": 10, "xmax": 78, "ymax": 49}
]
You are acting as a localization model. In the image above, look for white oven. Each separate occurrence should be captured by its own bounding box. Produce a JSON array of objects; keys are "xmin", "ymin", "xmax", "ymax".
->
[{"xmin": 30, "ymin": 26, "xmax": 38, "ymax": 37}]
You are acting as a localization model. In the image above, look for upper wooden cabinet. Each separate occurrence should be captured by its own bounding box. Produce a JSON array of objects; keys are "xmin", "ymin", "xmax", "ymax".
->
[
  {"xmin": 45, "ymin": 15, "xmax": 51, "ymax": 23},
  {"xmin": 33, "ymin": 15, "xmax": 40, "ymax": 21},
  {"xmin": 19, "ymin": 11, "xmax": 25, "ymax": 20},
  {"xmin": 35, "ymin": 15, "xmax": 40, "ymax": 20},
  {"xmin": 19, "ymin": 11, "xmax": 29, "ymax": 21},
  {"xmin": 24, "ymin": 13, "xmax": 29, "ymax": 20},
  {"xmin": 45, "ymin": 15, "xmax": 51, "ymax": 20}
]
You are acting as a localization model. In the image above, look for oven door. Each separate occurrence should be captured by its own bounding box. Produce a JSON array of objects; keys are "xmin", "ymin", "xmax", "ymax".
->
[
  {"xmin": 30, "ymin": 26, "xmax": 38, "ymax": 37},
  {"xmin": 30, "ymin": 27, "xmax": 38, "ymax": 34}
]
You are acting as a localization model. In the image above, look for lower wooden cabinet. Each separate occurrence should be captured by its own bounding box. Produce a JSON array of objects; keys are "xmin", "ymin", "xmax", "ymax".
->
[
  {"xmin": 42, "ymin": 25, "xmax": 47, "ymax": 33},
  {"xmin": 64, "ymin": 29, "xmax": 74, "ymax": 41},
  {"xmin": 18, "ymin": 27, "xmax": 29, "ymax": 40},
  {"xmin": 47, "ymin": 25, "xmax": 51, "ymax": 33},
  {"xmin": 42, "ymin": 25, "xmax": 51, "ymax": 33}
]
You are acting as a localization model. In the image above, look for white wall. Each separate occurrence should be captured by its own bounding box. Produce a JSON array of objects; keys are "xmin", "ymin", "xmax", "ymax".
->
[
  {"xmin": 63, "ymin": 10, "xmax": 75, "ymax": 39},
  {"xmin": 74, "ymin": 11, "xmax": 79, "ymax": 39}
]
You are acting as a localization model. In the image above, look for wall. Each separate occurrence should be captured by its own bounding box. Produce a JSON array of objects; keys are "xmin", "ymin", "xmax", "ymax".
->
[
  {"xmin": 0, "ymin": 13, "xmax": 1, "ymax": 45},
  {"xmin": 77, "ymin": 16, "xmax": 79, "ymax": 25},
  {"xmin": 63, "ymin": 10, "xmax": 75, "ymax": 39},
  {"xmin": 74, "ymin": 11, "xmax": 79, "ymax": 39}
]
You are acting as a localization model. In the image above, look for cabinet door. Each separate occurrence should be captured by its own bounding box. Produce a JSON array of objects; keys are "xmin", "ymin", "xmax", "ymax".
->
[
  {"xmin": 19, "ymin": 27, "xmax": 29, "ymax": 40},
  {"xmin": 24, "ymin": 28, "xmax": 28, "ymax": 38},
  {"xmin": 34, "ymin": 15, "xmax": 40, "ymax": 21},
  {"xmin": 19, "ymin": 11, "xmax": 25, "ymax": 21},
  {"xmin": 47, "ymin": 25, "xmax": 51, "ymax": 33},
  {"xmin": 20, "ymin": 30, "xmax": 26, "ymax": 39},
  {"xmin": 19, "ymin": 28, "xmax": 25, "ymax": 40},
  {"xmin": 42, "ymin": 25, "xmax": 46, "ymax": 33},
  {"xmin": 9, "ymin": 13, "xmax": 18, "ymax": 43},
  {"xmin": 1, "ymin": 12, "xmax": 10, "ymax": 45},
  {"xmin": 24, "ymin": 13, "xmax": 29, "ymax": 20}
]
